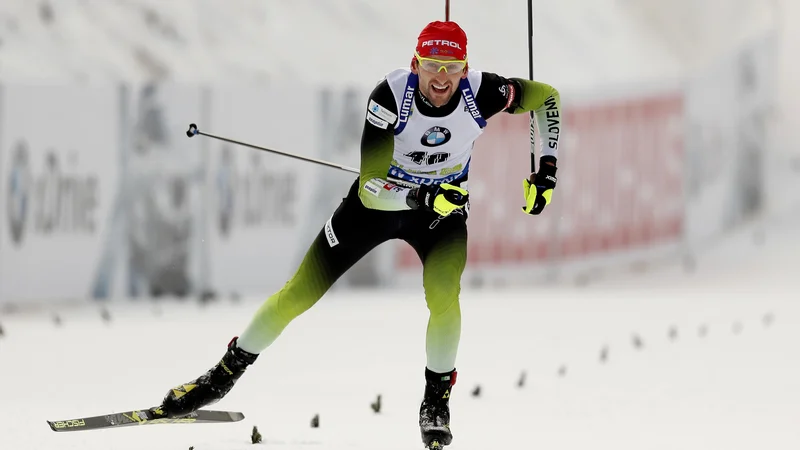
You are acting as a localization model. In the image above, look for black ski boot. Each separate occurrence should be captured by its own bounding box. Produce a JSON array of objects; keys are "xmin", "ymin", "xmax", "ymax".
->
[
  {"xmin": 159, "ymin": 336, "xmax": 258, "ymax": 418},
  {"xmin": 419, "ymin": 367, "xmax": 457, "ymax": 448}
]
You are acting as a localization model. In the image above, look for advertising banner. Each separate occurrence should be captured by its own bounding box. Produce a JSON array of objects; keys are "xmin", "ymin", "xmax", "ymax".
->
[
  {"xmin": 0, "ymin": 85, "xmax": 120, "ymax": 303},
  {"xmin": 204, "ymin": 85, "xmax": 322, "ymax": 296},
  {"xmin": 91, "ymin": 83, "xmax": 206, "ymax": 300}
]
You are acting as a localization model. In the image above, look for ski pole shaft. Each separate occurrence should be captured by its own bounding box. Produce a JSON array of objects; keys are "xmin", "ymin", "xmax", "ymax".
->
[
  {"xmin": 527, "ymin": 0, "xmax": 536, "ymax": 175},
  {"xmin": 185, "ymin": 123, "xmax": 360, "ymax": 175}
]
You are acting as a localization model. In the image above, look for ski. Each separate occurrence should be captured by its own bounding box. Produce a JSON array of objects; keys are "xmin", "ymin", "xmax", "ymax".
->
[{"xmin": 47, "ymin": 407, "xmax": 244, "ymax": 432}]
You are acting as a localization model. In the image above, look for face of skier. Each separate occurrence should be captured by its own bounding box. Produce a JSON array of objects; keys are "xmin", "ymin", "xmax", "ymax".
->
[{"xmin": 411, "ymin": 54, "xmax": 468, "ymax": 108}]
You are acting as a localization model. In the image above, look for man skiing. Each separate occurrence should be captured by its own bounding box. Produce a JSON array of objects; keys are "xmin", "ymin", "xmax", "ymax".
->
[{"xmin": 159, "ymin": 20, "xmax": 562, "ymax": 449}]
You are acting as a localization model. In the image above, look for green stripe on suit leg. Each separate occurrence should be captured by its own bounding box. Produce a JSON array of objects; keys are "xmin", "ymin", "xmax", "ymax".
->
[{"xmin": 422, "ymin": 229, "xmax": 467, "ymax": 373}]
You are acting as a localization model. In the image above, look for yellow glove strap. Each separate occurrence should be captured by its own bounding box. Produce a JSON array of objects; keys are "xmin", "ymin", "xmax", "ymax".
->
[
  {"xmin": 522, "ymin": 179, "xmax": 552, "ymax": 214},
  {"xmin": 433, "ymin": 184, "xmax": 468, "ymax": 216}
]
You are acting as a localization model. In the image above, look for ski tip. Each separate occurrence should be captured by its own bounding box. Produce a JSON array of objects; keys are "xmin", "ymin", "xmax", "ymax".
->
[
  {"xmin": 46, "ymin": 419, "xmax": 84, "ymax": 433},
  {"xmin": 227, "ymin": 411, "xmax": 245, "ymax": 422}
]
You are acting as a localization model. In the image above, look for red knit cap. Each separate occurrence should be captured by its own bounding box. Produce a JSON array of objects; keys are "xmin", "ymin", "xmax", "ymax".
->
[{"xmin": 416, "ymin": 21, "xmax": 468, "ymax": 60}]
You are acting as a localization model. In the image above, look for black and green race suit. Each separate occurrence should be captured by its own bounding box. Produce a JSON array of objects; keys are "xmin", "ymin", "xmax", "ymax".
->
[{"xmin": 236, "ymin": 68, "xmax": 561, "ymax": 374}]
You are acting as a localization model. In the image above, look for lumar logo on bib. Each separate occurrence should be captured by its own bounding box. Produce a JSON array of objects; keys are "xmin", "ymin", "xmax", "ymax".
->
[
  {"xmin": 398, "ymin": 84, "xmax": 415, "ymax": 124},
  {"xmin": 421, "ymin": 40, "xmax": 463, "ymax": 50},
  {"xmin": 461, "ymin": 87, "xmax": 482, "ymax": 121},
  {"xmin": 420, "ymin": 126, "xmax": 452, "ymax": 147}
]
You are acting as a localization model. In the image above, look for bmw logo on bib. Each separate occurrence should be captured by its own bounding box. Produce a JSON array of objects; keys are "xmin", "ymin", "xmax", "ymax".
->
[{"xmin": 420, "ymin": 126, "xmax": 452, "ymax": 147}]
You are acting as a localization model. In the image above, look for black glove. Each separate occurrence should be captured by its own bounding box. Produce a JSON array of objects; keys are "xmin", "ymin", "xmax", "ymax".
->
[
  {"xmin": 522, "ymin": 157, "xmax": 557, "ymax": 215},
  {"xmin": 407, "ymin": 183, "xmax": 469, "ymax": 216}
]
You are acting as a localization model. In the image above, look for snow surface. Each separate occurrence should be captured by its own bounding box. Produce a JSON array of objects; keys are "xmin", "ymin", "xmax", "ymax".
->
[{"xmin": 1, "ymin": 214, "xmax": 799, "ymax": 450}]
